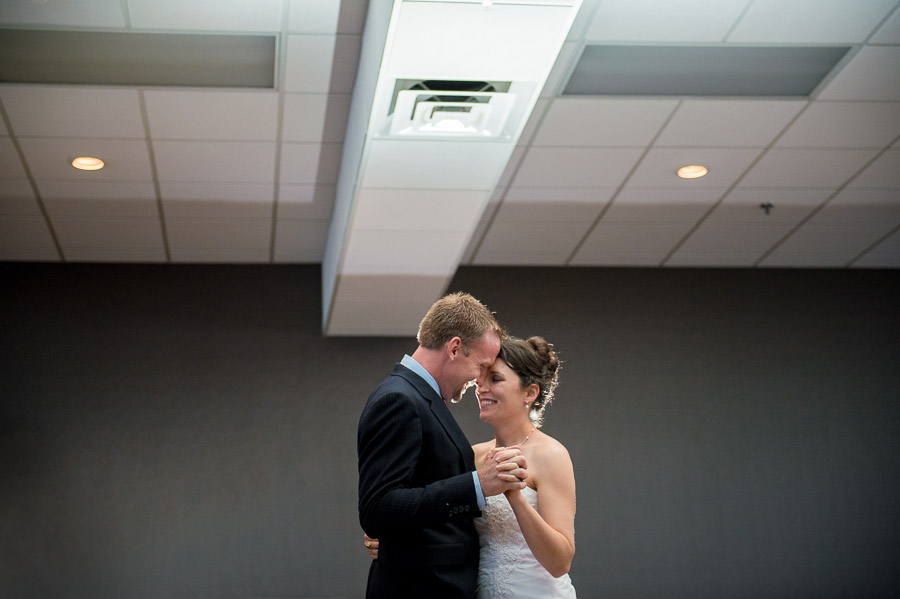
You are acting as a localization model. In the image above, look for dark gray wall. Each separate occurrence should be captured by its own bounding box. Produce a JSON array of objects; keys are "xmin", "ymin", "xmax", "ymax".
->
[{"xmin": 1, "ymin": 264, "xmax": 898, "ymax": 598}]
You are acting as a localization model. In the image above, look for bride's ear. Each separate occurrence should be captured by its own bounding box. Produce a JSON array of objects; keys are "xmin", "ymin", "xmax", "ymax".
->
[{"xmin": 525, "ymin": 383, "xmax": 540, "ymax": 402}]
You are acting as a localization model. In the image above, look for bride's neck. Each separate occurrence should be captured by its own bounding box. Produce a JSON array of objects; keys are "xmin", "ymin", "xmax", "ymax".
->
[{"xmin": 493, "ymin": 419, "xmax": 535, "ymax": 447}]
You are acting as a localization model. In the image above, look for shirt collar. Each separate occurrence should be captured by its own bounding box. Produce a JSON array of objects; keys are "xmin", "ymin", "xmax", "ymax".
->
[{"xmin": 400, "ymin": 354, "xmax": 442, "ymax": 399}]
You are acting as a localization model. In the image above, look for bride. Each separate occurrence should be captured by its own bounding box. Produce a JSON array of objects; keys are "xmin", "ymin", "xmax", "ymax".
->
[{"xmin": 366, "ymin": 336, "xmax": 577, "ymax": 598}]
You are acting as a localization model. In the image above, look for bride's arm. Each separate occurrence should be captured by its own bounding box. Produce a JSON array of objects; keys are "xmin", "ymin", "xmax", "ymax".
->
[{"xmin": 505, "ymin": 442, "xmax": 576, "ymax": 578}]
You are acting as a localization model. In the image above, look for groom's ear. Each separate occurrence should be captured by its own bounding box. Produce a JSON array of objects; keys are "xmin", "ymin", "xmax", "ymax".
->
[{"xmin": 446, "ymin": 336, "xmax": 464, "ymax": 360}]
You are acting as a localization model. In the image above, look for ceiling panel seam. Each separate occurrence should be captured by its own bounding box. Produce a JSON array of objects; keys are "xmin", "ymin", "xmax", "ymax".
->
[
  {"xmin": 658, "ymin": 100, "xmax": 817, "ymax": 266},
  {"xmin": 563, "ymin": 99, "xmax": 683, "ymax": 265},
  {"xmin": 119, "ymin": 0, "xmax": 131, "ymax": 29},
  {"xmin": 753, "ymin": 131, "xmax": 900, "ymax": 267},
  {"xmin": 721, "ymin": 0, "xmax": 758, "ymax": 43},
  {"xmin": 848, "ymin": 222, "xmax": 900, "ymax": 267},
  {"xmin": 137, "ymin": 89, "xmax": 171, "ymax": 262},
  {"xmin": 0, "ymin": 97, "xmax": 64, "ymax": 262},
  {"xmin": 269, "ymin": 6, "xmax": 291, "ymax": 263}
]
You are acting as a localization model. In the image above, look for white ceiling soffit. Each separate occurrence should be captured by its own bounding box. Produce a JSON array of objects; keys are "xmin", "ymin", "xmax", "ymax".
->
[{"xmin": 322, "ymin": 0, "xmax": 581, "ymax": 336}]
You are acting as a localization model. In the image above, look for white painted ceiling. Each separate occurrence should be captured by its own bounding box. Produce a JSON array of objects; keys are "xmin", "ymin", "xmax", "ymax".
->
[{"xmin": 1, "ymin": 0, "xmax": 899, "ymax": 273}]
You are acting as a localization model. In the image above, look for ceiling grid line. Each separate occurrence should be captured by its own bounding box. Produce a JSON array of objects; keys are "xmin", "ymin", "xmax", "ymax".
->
[
  {"xmin": 0, "ymin": 97, "xmax": 64, "ymax": 262},
  {"xmin": 658, "ymin": 99, "xmax": 819, "ymax": 266},
  {"xmin": 563, "ymin": 99, "xmax": 684, "ymax": 265},
  {"xmin": 268, "ymin": 0, "xmax": 292, "ymax": 263},
  {"xmin": 137, "ymin": 89, "xmax": 171, "ymax": 262},
  {"xmin": 119, "ymin": 0, "xmax": 131, "ymax": 29},
  {"xmin": 753, "ymin": 130, "xmax": 900, "ymax": 267},
  {"xmin": 848, "ymin": 222, "xmax": 900, "ymax": 267},
  {"xmin": 721, "ymin": 0, "xmax": 758, "ymax": 43}
]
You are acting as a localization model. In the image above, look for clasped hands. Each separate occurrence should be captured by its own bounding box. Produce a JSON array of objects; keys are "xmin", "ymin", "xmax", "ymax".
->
[{"xmin": 477, "ymin": 445, "xmax": 528, "ymax": 497}]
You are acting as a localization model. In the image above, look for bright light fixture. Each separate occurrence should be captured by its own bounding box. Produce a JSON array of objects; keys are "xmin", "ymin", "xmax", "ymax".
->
[
  {"xmin": 677, "ymin": 164, "xmax": 708, "ymax": 179},
  {"xmin": 72, "ymin": 156, "xmax": 104, "ymax": 171}
]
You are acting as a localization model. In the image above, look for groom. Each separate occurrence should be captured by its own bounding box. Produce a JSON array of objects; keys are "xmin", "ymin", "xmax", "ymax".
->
[{"xmin": 358, "ymin": 292, "xmax": 527, "ymax": 599}]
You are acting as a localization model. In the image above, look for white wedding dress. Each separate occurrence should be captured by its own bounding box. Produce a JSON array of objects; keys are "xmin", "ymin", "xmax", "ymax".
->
[{"xmin": 473, "ymin": 486, "xmax": 577, "ymax": 599}]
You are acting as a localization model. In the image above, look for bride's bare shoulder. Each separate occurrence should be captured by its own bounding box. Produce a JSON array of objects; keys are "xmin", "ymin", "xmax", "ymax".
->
[{"xmin": 471, "ymin": 440, "xmax": 495, "ymax": 463}]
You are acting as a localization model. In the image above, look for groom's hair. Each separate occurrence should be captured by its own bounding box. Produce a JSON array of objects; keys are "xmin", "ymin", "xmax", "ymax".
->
[{"xmin": 417, "ymin": 292, "xmax": 504, "ymax": 350}]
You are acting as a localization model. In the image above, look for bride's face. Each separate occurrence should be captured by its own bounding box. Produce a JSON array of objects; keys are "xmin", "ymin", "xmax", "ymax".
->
[{"xmin": 475, "ymin": 358, "xmax": 530, "ymax": 425}]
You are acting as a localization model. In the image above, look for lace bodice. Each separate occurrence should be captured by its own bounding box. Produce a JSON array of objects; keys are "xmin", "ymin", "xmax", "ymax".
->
[{"xmin": 473, "ymin": 486, "xmax": 576, "ymax": 599}]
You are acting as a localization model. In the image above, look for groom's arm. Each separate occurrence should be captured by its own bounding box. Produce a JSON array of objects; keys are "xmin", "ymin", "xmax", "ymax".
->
[{"xmin": 358, "ymin": 390, "xmax": 478, "ymax": 537}]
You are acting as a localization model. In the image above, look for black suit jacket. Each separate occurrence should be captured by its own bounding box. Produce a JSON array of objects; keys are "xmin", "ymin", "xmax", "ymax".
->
[{"xmin": 358, "ymin": 363, "xmax": 481, "ymax": 599}]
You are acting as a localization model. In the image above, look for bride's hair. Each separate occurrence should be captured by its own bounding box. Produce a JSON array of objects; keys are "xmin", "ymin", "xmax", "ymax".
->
[{"xmin": 498, "ymin": 336, "xmax": 560, "ymax": 427}]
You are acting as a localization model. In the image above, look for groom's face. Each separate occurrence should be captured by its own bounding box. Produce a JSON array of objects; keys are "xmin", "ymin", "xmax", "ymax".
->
[{"xmin": 446, "ymin": 331, "xmax": 501, "ymax": 403}]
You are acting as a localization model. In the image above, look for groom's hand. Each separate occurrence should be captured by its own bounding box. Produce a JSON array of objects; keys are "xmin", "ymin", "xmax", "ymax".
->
[{"xmin": 478, "ymin": 447, "xmax": 527, "ymax": 496}]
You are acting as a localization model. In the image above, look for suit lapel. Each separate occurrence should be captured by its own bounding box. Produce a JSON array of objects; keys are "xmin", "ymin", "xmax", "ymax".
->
[{"xmin": 392, "ymin": 364, "xmax": 474, "ymax": 470}]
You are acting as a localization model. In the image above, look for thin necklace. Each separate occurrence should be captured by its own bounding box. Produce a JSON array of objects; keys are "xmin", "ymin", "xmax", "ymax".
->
[{"xmin": 517, "ymin": 426, "xmax": 537, "ymax": 446}]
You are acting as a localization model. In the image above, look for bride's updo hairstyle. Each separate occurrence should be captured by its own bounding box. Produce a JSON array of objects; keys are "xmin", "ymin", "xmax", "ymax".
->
[{"xmin": 498, "ymin": 336, "xmax": 560, "ymax": 427}]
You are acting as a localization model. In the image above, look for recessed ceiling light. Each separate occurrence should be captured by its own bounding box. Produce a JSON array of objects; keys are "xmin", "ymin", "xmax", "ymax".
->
[
  {"xmin": 677, "ymin": 164, "xmax": 708, "ymax": 179},
  {"xmin": 72, "ymin": 156, "xmax": 104, "ymax": 171}
]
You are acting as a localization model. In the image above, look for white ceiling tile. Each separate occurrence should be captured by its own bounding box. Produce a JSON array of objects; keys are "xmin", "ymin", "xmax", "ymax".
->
[
  {"xmin": 671, "ymin": 223, "xmax": 796, "ymax": 261},
  {"xmin": 817, "ymin": 46, "xmax": 900, "ymax": 101},
  {"xmin": 161, "ymin": 182, "xmax": 275, "ymax": 219},
  {"xmin": 533, "ymin": 98, "xmax": 678, "ymax": 147},
  {"xmin": 282, "ymin": 94, "xmax": 328, "ymax": 142},
  {"xmin": 326, "ymin": 297, "xmax": 433, "ymax": 336},
  {"xmin": 128, "ymin": 0, "xmax": 283, "ymax": 31},
  {"xmin": 811, "ymin": 189, "xmax": 900, "ymax": 225},
  {"xmin": 343, "ymin": 230, "xmax": 469, "ymax": 275},
  {"xmin": 704, "ymin": 188, "xmax": 832, "ymax": 225},
  {"xmin": 0, "ymin": 180, "xmax": 38, "ymax": 216},
  {"xmin": 288, "ymin": 0, "xmax": 341, "ymax": 34},
  {"xmin": 274, "ymin": 219, "xmax": 329, "ymax": 255},
  {"xmin": 740, "ymin": 148, "xmax": 879, "ymax": 188},
  {"xmin": 572, "ymin": 221, "xmax": 695, "ymax": 265},
  {"xmin": 65, "ymin": 247, "xmax": 166, "ymax": 262},
  {"xmin": 153, "ymin": 141, "xmax": 276, "ymax": 183},
  {"xmin": 477, "ymin": 220, "xmax": 590, "ymax": 257},
  {"xmin": 853, "ymin": 228, "xmax": 900, "ymax": 267},
  {"xmin": 603, "ymin": 188, "xmax": 725, "ymax": 223},
  {"xmin": 145, "ymin": 90, "xmax": 278, "ymax": 141},
  {"xmin": 166, "ymin": 218, "xmax": 272, "ymax": 250},
  {"xmin": 338, "ymin": 0, "xmax": 369, "ymax": 34},
  {"xmin": 848, "ymin": 150, "xmax": 900, "ymax": 188},
  {"xmin": 335, "ymin": 274, "xmax": 450, "ymax": 302},
  {"xmin": 19, "ymin": 138, "xmax": 152, "ymax": 182},
  {"xmin": 279, "ymin": 143, "xmax": 323, "ymax": 184},
  {"xmin": 656, "ymin": 100, "xmax": 806, "ymax": 148},
  {"xmin": 329, "ymin": 35, "xmax": 363, "ymax": 94},
  {"xmin": 53, "ymin": 216, "xmax": 164, "ymax": 250},
  {"xmin": 665, "ymin": 252, "xmax": 772, "ymax": 267},
  {"xmin": 170, "ymin": 248, "xmax": 270, "ymax": 263},
  {"xmin": 472, "ymin": 248, "xmax": 570, "ymax": 266},
  {"xmin": 513, "ymin": 147, "xmax": 644, "ymax": 188},
  {"xmin": 0, "ymin": 0, "xmax": 125, "ymax": 27},
  {"xmin": 627, "ymin": 148, "xmax": 762, "ymax": 188},
  {"xmin": 0, "ymin": 216, "xmax": 55, "ymax": 249},
  {"xmin": 585, "ymin": 0, "xmax": 750, "ymax": 42},
  {"xmin": 277, "ymin": 184, "xmax": 335, "ymax": 220},
  {"xmin": 762, "ymin": 222, "xmax": 898, "ymax": 266},
  {"xmin": 870, "ymin": 5, "xmax": 900, "ymax": 43},
  {"xmin": 352, "ymin": 189, "xmax": 486, "ymax": 232},
  {"xmin": 284, "ymin": 35, "xmax": 338, "ymax": 93},
  {"xmin": 1, "ymin": 87, "xmax": 143, "ymax": 139},
  {"xmin": 498, "ymin": 187, "xmax": 616, "ymax": 222},
  {"xmin": 0, "ymin": 245, "xmax": 59, "ymax": 262},
  {"xmin": 775, "ymin": 102, "xmax": 900, "ymax": 149},
  {"xmin": 728, "ymin": 0, "xmax": 897, "ymax": 43},
  {"xmin": 0, "ymin": 139, "xmax": 26, "ymax": 180},
  {"xmin": 361, "ymin": 140, "xmax": 513, "ymax": 190},
  {"xmin": 39, "ymin": 180, "xmax": 157, "ymax": 218}
]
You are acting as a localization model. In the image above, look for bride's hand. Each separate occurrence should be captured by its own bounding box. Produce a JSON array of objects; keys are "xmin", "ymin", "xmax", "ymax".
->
[{"xmin": 363, "ymin": 533, "xmax": 379, "ymax": 560}]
